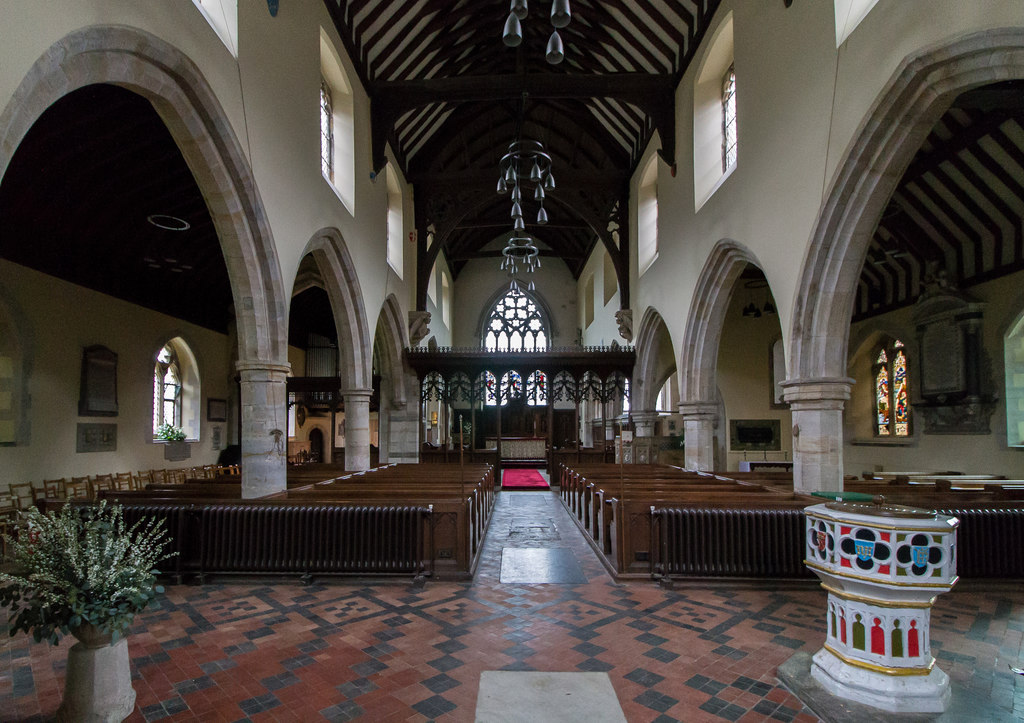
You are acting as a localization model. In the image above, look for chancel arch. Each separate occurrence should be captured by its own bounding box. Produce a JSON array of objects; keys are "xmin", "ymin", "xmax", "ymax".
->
[{"xmin": 789, "ymin": 28, "xmax": 1024, "ymax": 491}]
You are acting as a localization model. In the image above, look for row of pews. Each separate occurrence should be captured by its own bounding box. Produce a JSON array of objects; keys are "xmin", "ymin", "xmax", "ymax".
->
[
  {"xmin": 558, "ymin": 463, "xmax": 1024, "ymax": 581},
  {"xmin": 48, "ymin": 463, "xmax": 496, "ymax": 583}
]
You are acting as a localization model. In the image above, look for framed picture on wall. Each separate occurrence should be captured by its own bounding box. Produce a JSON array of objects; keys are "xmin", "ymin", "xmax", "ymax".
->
[
  {"xmin": 207, "ymin": 398, "xmax": 227, "ymax": 422},
  {"xmin": 78, "ymin": 345, "xmax": 118, "ymax": 416}
]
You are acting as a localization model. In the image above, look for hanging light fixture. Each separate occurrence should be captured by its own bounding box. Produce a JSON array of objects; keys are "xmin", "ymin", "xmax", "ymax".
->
[
  {"xmin": 500, "ymin": 0, "xmax": 571, "ymax": 64},
  {"xmin": 497, "ymin": 138, "xmax": 555, "ymax": 291}
]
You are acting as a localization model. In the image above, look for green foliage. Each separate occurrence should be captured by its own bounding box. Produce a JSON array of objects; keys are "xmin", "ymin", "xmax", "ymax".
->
[
  {"xmin": 0, "ymin": 501, "xmax": 176, "ymax": 645},
  {"xmin": 154, "ymin": 423, "xmax": 187, "ymax": 441}
]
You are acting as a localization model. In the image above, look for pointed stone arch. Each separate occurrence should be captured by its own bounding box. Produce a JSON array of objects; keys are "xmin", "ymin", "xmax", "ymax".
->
[
  {"xmin": 632, "ymin": 307, "xmax": 676, "ymax": 413},
  {"xmin": 0, "ymin": 25, "xmax": 287, "ymax": 365},
  {"xmin": 679, "ymin": 240, "xmax": 764, "ymax": 404},
  {"xmin": 374, "ymin": 294, "xmax": 420, "ymax": 463},
  {"xmin": 790, "ymin": 28, "xmax": 1024, "ymax": 383},
  {"xmin": 302, "ymin": 228, "xmax": 373, "ymax": 392}
]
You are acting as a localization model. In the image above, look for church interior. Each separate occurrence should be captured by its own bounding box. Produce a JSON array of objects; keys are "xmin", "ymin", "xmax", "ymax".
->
[{"xmin": 1, "ymin": 1, "xmax": 1023, "ymax": 720}]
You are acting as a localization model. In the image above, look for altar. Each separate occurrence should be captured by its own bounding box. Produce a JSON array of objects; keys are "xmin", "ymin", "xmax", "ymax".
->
[{"xmin": 486, "ymin": 437, "xmax": 547, "ymax": 467}]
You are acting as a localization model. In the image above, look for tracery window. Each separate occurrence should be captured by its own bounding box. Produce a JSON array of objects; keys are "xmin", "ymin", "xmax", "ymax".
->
[
  {"xmin": 320, "ymin": 78, "xmax": 334, "ymax": 181},
  {"xmin": 154, "ymin": 344, "xmax": 182, "ymax": 434},
  {"xmin": 874, "ymin": 340, "xmax": 909, "ymax": 436},
  {"xmin": 722, "ymin": 64, "xmax": 737, "ymax": 173},
  {"xmin": 483, "ymin": 288, "xmax": 548, "ymax": 351}
]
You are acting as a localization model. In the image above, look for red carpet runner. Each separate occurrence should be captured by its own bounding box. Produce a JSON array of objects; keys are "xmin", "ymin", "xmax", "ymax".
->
[{"xmin": 501, "ymin": 468, "xmax": 549, "ymax": 489}]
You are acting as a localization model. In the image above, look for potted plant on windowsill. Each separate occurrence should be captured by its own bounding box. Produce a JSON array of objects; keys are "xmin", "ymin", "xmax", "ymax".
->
[
  {"xmin": 0, "ymin": 501, "xmax": 174, "ymax": 721},
  {"xmin": 155, "ymin": 423, "xmax": 191, "ymax": 461}
]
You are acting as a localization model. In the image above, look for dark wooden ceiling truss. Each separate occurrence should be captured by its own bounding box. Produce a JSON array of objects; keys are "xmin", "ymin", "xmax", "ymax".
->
[
  {"xmin": 855, "ymin": 81, "xmax": 1024, "ymax": 321},
  {"xmin": 325, "ymin": 0, "xmax": 721, "ymax": 313}
]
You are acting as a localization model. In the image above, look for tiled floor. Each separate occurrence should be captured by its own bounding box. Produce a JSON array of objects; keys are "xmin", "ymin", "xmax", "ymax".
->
[{"xmin": 2, "ymin": 487, "xmax": 1023, "ymax": 722}]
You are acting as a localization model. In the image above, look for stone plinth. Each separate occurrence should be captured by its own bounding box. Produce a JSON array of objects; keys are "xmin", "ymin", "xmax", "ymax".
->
[
  {"xmin": 802, "ymin": 501, "xmax": 959, "ymax": 714},
  {"xmin": 57, "ymin": 638, "xmax": 135, "ymax": 722}
]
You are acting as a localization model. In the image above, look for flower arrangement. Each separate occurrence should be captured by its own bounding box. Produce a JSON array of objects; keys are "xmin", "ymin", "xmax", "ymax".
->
[
  {"xmin": 154, "ymin": 423, "xmax": 187, "ymax": 441},
  {"xmin": 0, "ymin": 501, "xmax": 175, "ymax": 645}
]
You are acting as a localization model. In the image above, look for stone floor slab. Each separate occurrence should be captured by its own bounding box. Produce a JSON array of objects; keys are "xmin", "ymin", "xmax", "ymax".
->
[{"xmin": 475, "ymin": 671, "xmax": 627, "ymax": 722}]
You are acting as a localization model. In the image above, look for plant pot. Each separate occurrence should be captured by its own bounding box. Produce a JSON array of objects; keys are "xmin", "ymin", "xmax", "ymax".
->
[
  {"xmin": 58, "ymin": 634, "xmax": 135, "ymax": 722},
  {"xmin": 163, "ymin": 440, "xmax": 191, "ymax": 461},
  {"xmin": 71, "ymin": 623, "xmax": 113, "ymax": 649}
]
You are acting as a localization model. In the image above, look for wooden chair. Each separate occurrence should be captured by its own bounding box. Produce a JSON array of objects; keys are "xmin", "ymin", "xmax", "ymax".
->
[
  {"xmin": 9, "ymin": 482, "xmax": 35, "ymax": 511},
  {"xmin": 91, "ymin": 474, "xmax": 114, "ymax": 497},
  {"xmin": 114, "ymin": 472, "xmax": 134, "ymax": 491},
  {"xmin": 166, "ymin": 468, "xmax": 186, "ymax": 485},
  {"xmin": 135, "ymin": 470, "xmax": 153, "ymax": 489},
  {"xmin": 0, "ymin": 493, "xmax": 17, "ymax": 557},
  {"xmin": 64, "ymin": 478, "xmax": 90, "ymax": 500},
  {"xmin": 42, "ymin": 478, "xmax": 67, "ymax": 500},
  {"xmin": 150, "ymin": 469, "xmax": 167, "ymax": 485}
]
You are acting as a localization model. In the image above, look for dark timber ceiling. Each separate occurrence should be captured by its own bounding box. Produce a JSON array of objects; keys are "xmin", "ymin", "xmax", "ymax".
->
[
  {"xmin": 324, "ymin": 0, "xmax": 722, "ymax": 306},
  {"xmin": 0, "ymin": 84, "xmax": 232, "ymax": 334},
  {"xmin": 857, "ymin": 80, "xmax": 1024, "ymax": 320}
]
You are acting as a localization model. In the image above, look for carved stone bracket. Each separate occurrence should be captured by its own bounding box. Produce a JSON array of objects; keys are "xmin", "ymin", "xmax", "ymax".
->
[
  {"xmin": 615, "ymin": 308, "xmax": 633, "ymax": 343},
  {"xmin": 408, "ymin": 311, "xmax": 431, "ymax": 347}
]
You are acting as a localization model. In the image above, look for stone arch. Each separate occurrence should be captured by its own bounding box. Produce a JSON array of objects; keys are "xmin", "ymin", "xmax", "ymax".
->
[
  {"xmin": 0, "ymin": 26, "xmax": 288, "ymax": 366},
  {"xmin": 373, "ymin": 294, "xmax": 420, "ymax": 463},
  {"xmin": 302, "ymin": 228, "xmax": 373, "ymax": 391},
  {"xmin": 374, "ymin": 294, "xmax": 410, "ymax": 410},
  {"xmin": 632, "ymin": 307, "xmax": 676, "ymax": 412},
  {"xmin": 790, "ymin": 28, "xmax": 1024, "ymax": 383},
  {"xmin": 679, "ymin": 240, "xmax": 765, "ymax": 403}
]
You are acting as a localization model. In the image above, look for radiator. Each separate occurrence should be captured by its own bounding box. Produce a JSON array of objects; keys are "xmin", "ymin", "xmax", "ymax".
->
[
  {"xmin": 199, "ymin": 504, "xmax": 429, "ymax": 575},
  {"xmin": 938, "ymin": 507, "xmax": 1024, "ymax": 578},
  {"xmin": 652, "ymin": 507, "xmax": 810, "ymax": 578}
]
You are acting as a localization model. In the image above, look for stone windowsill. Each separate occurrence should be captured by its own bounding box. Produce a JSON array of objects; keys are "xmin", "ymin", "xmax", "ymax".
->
[{"xmin": 850, "ymin": 437, "xmax": 915, "ymax": 447}]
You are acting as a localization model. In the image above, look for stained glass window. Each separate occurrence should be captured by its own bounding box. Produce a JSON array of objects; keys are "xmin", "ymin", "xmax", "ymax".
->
[
  {"xmin": 526, "ymin": 371, "xmax": 547, "ymax": 406},
  {"xmin": 483, "ymin": 289, "xmax": 547, "ymax": 351},
  {"xmin": 874, "ymin": 339, "xmax": 909, "ymax": 437},
  {"xmin": 483, "ymin": 371, "xmax": 498, "ymax": 407},
  {"xmin": 722, "ymin": 64, "xmax": 737, "ymax": 173},
  {"xmin": 501, "ymin": 371, "xmax": 523, "ymax": 404}
]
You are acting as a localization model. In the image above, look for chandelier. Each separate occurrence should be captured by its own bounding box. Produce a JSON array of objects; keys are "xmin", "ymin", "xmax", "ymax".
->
[
  {"xmin": 502, "ymin": 0, "xmax": 572, "ymax": 65},
  {"xmin": 497, "ymin": 139, "xmax": 555, "ymax": 292}
]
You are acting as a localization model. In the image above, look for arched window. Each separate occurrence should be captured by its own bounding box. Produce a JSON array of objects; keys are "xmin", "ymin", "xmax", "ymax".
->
[
  {"xmin": 874, "ymin": 339, "xmax": 910, "ymax": 437},
  {"xmin": 320, "ymin": 28, "xmax": 355, "ymax": 213},
  {"xmin": 154, "ymin": 344, "xmax": 182, "ymax": 433},
  {"xmin": 693, "ymin": 11, "xmax": 735, "ymax": 210},
  {"xmin": 1004, "ymin": 313, "xmax": 1024, "ymax": 446},
  {"xmin": 386, "ymin": 164, "xmax": 404, "ymax": 277},
  {"xmin": 152, "ymin": 338, "xmax": 201, "ymax": 440},
  {"xmin": 483, "ymin": 288, "xmax": 548, "ymax": 351},
  {"xmin": 637, "ymin": 155, "xmax": 659, "ymax": 275}
]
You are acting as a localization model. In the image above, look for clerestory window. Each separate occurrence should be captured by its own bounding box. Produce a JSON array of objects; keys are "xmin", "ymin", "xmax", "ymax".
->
[{"xmin": 722, "ymin": 64, "xmax": 737, "ymax": 173}]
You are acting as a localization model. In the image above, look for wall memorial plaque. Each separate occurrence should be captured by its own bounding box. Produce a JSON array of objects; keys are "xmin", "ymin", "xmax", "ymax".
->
[
  {"xmin": 78, "ymin": 345, "xmax": 118, "ymax": 416},
  {"xmin": 76, "ymin": 423, "xmax": 116, "ymax": 453}
]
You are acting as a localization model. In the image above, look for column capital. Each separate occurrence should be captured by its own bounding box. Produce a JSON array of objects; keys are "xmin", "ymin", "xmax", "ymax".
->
[
  {"xmin": 235, "ymin": 359, "xmax": 291, "ymax": 376},
  {"xmin": 780, "ymin": 377, "xmax": 854, "ymax": 407},
  {"xmin": 678, "ymin": 401, "xmax": 717, "ymax": 418},
  {"xmin": 341, "ymin": 387, "xmax": 374, "ymax": 399},
  {"xmin": 630, "ymin": 411, "xmax": 661, "ymax": 424}
]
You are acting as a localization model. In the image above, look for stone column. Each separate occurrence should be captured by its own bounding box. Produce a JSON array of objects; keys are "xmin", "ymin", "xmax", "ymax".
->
[
  {"xmin": 781, "ymin": 378, "xmax": 853, "ymax": 494},
  {"xmin": 632, "ymin": 411, "xmax": 660, "ymax": 438},
  {"xmin": 385, "ymin": 373, "xmax": 422, "ymax": 464},
  {"xmin": 236, "ymin": 360, "xmax": 290, "ymax": 498},
  {"xmin": 343, "ymin": 388, "xmax": 373, "ymax": 471},
  {"xmin": 679, "ymin": 401, "xmax": 717, "ymax": 471}
]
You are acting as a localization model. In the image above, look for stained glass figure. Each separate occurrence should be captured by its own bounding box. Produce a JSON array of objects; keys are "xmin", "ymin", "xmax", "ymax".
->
[
  {"xmin": 874, "ymin": 339, "xmax": 910, "ymax": 437},
  {"xmin": 501, "ymin": 371, "xmax": 523, "ymax": 404},
  {"xmin": 526, "ymin": 371, "xmax": 547, "ymax": 406},
  {"xmin": 483, "ymin": 371, "xmax": 498, "ymax": 407},
  {"xmin": 483, "ymin": 288, "xmax": 548, "ymax": 351}
]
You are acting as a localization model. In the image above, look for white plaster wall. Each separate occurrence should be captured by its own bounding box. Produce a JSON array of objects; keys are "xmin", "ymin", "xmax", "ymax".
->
[
  {"xmin": 578, "ymin": 245, "xmax": 622, "ymax": 347},
  {"xmin": 451, "ymin": 258, "xmax": 578, "ymax": 348},
  {"xmin": 627, "ymin": 0, "xmax": 1024, "ymax": 385},
  {"xmin": 717, "ymin": 285, "xmax": 792, "ymax": 470},
  {"xmin": 0, "ymin": 260, "xmax": 231, "ymax": 489},
  {"xmin": 846, "ymin": 272, "xmax": 1024, "ymax": 478}
]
